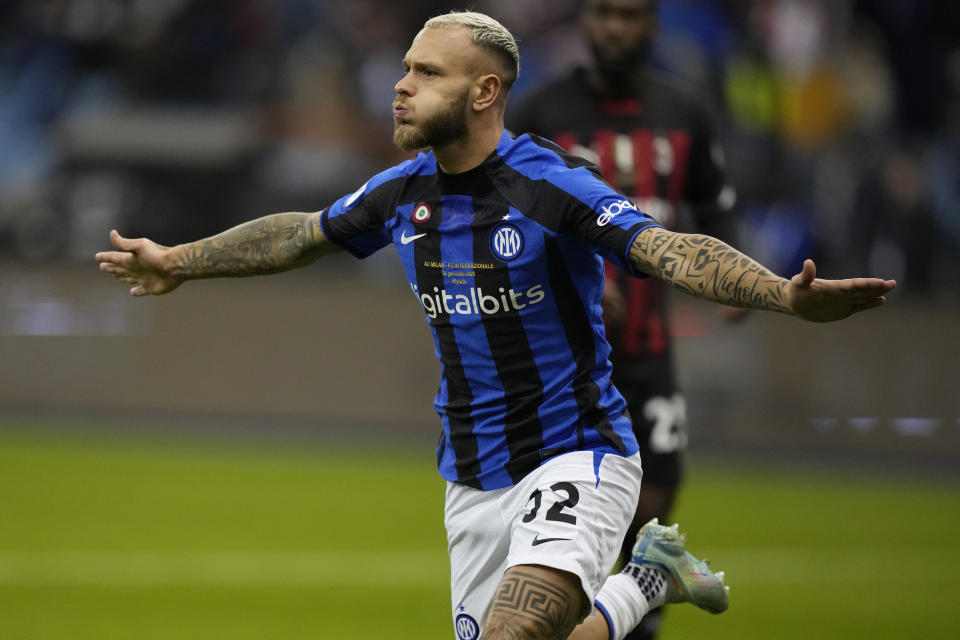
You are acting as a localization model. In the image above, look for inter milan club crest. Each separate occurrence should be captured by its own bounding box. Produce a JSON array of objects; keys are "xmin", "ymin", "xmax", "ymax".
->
[
  {"xmin": 411, "ymin": 202, "xmax": 431, "ymax": 223},
  {"xmin": 454, "ymin": 613, "xmax": 479, "ymax": 640},
  {"xmin": 490, "ymin": 223, "xmax": 524, "ymax": 261}
]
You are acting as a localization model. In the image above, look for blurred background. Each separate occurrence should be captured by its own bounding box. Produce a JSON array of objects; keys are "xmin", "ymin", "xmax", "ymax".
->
[
  {"xmin": 1, "ymin": 0, "xmax": 957, "ymax": 467},
  {"xmin": 0, "ymin": 1, "xmax": 958, "ymax": 638}
]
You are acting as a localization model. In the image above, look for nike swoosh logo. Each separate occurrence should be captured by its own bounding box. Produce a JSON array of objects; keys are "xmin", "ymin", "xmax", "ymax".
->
[
  {"xmin": 531, "ymin": 534, "xmax": 571, "ymax": 547},
  {"xmin": 401, "ymin": 231, "xmax": 427, "ymax": 245}
]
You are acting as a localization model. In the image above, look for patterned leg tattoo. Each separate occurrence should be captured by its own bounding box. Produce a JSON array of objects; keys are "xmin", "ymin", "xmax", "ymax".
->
[{"xmin": 482, "ymin": 565, "xmax": 587, "ymax": 640}]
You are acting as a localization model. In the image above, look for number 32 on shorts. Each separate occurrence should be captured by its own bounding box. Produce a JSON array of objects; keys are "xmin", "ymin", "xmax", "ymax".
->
[
  {"xmin": 522, "ymin": 482, "xmax": 580, "ymax": 525},
  {"xmin": 643, "ymin": 393, "xmax": 688, "ymax": 454}
]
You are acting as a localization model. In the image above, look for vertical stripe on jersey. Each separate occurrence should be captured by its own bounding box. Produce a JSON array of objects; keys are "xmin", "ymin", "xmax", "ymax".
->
[
  {"xmin": 667, "ymin": 130, "xmax": 691, "ymax": 202},
  {"xmin": 473, "ymin": 207, "xmax": 546, "ymax": 485},
  {"xmin": 414, "ymin": 203, "xmax": 482, "ymax": 488},
  {"xmin": 631, "ymin": 130, "xmax": 656, "ymax": 199},
  {"xmin": 592, "ymin": 129, "xmax": 619, "ymax": 190},
  {"xmin": 552, "ymin": 132, "xmax": 576, "ymax": 154},
  {"xmin": 620, "ymin": 272, "xmax": 669, "ymax": 357},
  {"xmin": 621, "ymin": 276, "xmax": 649, "ymax": 356},
  {"xmin": 544, "ymin": 236, "xmax": 626, "ymax": 454}
]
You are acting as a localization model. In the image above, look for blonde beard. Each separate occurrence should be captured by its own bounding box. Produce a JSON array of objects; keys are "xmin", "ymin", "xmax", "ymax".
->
[{"xmin": 393, "ymin": 90, "xmax": 470, "ymax": 151}]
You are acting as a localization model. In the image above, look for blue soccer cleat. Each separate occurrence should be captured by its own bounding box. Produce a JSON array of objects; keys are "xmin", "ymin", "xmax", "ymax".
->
[{"xmin": 627, "ymin": 518, "xmax": 730, "ymax": 614}]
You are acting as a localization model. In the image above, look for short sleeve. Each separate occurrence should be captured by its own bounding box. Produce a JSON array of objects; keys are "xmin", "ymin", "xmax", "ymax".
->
[
  {"xmin": 320, "ymin": 170, "xmax": 404, "ymax": 259},
  {"xmin": 547, "ymin": 165, "xmax": 662, "ymax": 277}
]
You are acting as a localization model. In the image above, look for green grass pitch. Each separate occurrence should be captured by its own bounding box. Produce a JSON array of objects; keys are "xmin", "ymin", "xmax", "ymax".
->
[{"xmin": 1, "ymin": 425, "xmax": 958, "ymax": 639}]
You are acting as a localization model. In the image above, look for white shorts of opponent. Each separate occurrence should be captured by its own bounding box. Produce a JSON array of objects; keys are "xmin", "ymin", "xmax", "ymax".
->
[{"xmin": 445, "ymin": 450, "xmax": 643, "ymax": 640}]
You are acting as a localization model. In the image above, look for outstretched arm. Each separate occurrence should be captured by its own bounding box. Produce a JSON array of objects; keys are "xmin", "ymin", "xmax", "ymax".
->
[
  {"xmin": 629, "ymin": 227, "xmax": 896, "ymax": 322},
  {"xmin": 95, "ymin": 211, "xmax": 340, "ymax": 296}
]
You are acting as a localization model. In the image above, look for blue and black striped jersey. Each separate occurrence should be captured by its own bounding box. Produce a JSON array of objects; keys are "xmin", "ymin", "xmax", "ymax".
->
[{"xmin": 321, "ymin": 131, "xmax": 662, "ymax": 490}]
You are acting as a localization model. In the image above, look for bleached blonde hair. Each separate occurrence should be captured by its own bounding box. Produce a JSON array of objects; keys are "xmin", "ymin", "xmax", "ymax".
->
[{"xmin": 424, "ymin": 11, "xmax": 520, "ymax": 90}]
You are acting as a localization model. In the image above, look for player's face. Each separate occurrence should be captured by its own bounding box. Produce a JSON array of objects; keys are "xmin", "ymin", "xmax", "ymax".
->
[
  {"xmin": 393, "ymin": 27, "xmax": 477, "ymax": 151},
  {"xmin": 582, "ymin": 0, "xmax": 658, "ymax": 75}
]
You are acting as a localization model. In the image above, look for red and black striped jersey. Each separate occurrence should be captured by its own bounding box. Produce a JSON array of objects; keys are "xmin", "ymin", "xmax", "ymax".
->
[{"xmin": 509, "ymin": 67, "xmax": 736, "ymax": 360}]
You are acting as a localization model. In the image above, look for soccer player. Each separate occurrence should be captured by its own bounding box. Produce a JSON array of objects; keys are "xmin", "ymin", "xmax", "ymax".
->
[
  {"xmin": 508, "ymin": 2, "xmax": 742, "ymax": 637},
  {"xmin": 96, "ymin": 11, "xmax": 895, "ymax": 640}
]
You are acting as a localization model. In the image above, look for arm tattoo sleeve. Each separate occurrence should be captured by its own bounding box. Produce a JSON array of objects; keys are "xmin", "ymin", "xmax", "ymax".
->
[
  {"xmin": 171, "ymin": 212, "xmax": 327, "ymax": 279},
  {"xmin": 630, "ymin": 227, "xmax": 791, "ymax": 313}
]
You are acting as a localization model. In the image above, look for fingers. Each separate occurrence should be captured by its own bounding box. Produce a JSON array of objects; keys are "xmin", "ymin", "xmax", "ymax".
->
[
  {"xmin": 791, "ymin": 258, "xmax": 816, "ymax": 288},
  {"xmin": 823, "ymin": 278, "xmax": 898, "ymax": 301},
  {"xmin": 99, "ymin": 258, "xmax": 146, "ymax": 290},
  {"xmin": 109, "ymin": 229, "xmax": 139, "ymax": 251},
  {"xmin": 96, "ymin": 255, "xmax": 132, "ymax": 272},
  {"xmin": 846, "ymin": 277, "xmax": 898, "ymax": 295},
  {"xmin": 98, "ymin": 260, "xmax": 144, "ymax": 287},
  {"xmin": 98, "ymin": 263, "xmax": 135, "ymax": 283},
  {"xmin": 97, "ymin": 229, "xmax": 165, "ymax": 297}
]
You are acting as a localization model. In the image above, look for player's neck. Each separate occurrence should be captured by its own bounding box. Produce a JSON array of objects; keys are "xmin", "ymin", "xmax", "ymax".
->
[
  {"xmin": 432, "ymin": 117, "xmax": 502, "ymax": 175},
  {"xmin": 586, "ymin": 67, "xmax": 645, "ymax": 99}
]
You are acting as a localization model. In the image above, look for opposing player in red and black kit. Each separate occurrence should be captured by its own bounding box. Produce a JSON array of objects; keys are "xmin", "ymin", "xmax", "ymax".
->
[{"xmin": 509, "ymin": 2, "xmax": 743, "ymax": 638}]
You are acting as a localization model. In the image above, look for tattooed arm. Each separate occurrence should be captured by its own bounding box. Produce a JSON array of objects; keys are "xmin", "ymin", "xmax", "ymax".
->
[
  {"xmin": 95, "ymin": 212, "xmax": 340, "ymax": 296},
  {"xmin": 629, "ymin": 227, "xmax": 897, "ymax": 322}
]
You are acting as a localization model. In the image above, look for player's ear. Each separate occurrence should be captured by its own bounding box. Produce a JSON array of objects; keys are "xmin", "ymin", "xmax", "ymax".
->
[{"xmin": 472, "ymin": 73, "xmax": 501, "ymax": 112}]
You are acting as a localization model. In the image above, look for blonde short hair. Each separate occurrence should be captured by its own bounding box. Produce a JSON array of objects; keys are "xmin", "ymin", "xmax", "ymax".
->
[{"xmin": 424, "ymin": 11, "xmax": 520, "ymax": 90}]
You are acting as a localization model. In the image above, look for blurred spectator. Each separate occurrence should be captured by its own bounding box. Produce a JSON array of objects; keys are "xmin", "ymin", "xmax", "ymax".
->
[
  {"xmin": 927, "ymin": 49, "xmax": 960, "ymax": 296},
  {"xmin": 849, "ymin": 138, "xmax": 936, "ymax": 294}
]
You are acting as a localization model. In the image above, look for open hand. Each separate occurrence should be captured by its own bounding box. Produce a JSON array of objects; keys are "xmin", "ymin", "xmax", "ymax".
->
[
  {"xmin": 95, "ymin": 230, "xmax": 182, "ymax": 296},
  {"xmin": 785, "ymin": 259, "xmax": 896, "ymax": 322}
]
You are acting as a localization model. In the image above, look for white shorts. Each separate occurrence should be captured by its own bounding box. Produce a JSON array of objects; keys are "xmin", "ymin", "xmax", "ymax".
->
[{"xmin": 444, "ymin": 451, "xmax": 643, "ymax": 640}]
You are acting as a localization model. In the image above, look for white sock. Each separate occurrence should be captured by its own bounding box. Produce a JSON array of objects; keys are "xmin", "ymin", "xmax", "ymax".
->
[{"xmin": 593, "ymin": 567, "xmax": 667, "ymax": 640}]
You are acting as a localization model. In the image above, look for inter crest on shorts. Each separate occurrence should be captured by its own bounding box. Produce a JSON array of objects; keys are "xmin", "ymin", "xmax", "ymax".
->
[
  {"xmin": 490, "ymin": 223, "xmax": 524, "ymax": 261},
  {"xmin": 454, "ymin": 613, "xmax": 479, "ymax": 640},
  {"xmin": 412, "ymin": 202, "xmax": 431, "ymax": 223}
]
